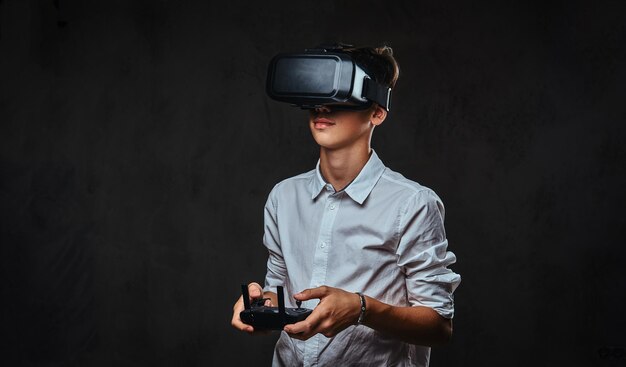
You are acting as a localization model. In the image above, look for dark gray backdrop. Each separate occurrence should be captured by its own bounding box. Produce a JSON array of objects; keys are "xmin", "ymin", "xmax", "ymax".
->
[{"xmin": 1, "ymin": 1, "xmax": 625, "ymax": 366}]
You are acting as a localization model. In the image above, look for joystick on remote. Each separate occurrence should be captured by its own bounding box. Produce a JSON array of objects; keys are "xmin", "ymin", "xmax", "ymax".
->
[{"xmin": 240, "ymin": 285, "xmax": 312, "ymax": 330}]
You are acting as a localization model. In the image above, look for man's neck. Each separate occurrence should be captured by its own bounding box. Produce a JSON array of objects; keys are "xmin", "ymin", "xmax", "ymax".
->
[{"xmin": 319, "ymin": 144, "xmax": 372, "ymax": 192}]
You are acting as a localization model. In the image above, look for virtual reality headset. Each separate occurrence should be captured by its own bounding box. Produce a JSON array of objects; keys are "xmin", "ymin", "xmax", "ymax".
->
[{"xmin": 266, "ymin": 45, "xmax": 392, "ymax": 111}]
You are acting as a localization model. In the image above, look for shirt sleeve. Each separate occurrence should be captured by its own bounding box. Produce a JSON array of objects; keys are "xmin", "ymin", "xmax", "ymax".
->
[
  {"xmin": 262, "ymin": 187, "xmax": 287, "ymax": 294},
  {"xmin": 395, "ymin": 189, "xmax": 461, "ymax": 319}
]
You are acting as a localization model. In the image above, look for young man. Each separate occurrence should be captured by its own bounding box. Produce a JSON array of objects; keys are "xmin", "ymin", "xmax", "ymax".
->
[{"xmin": 231, "ymin": 45, "xmax": 460, "ymax": 366}]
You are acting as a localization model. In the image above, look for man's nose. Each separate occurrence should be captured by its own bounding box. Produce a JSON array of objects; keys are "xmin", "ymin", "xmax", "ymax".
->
[{"xmin": 314, "ymin": 106, "xmax": 332, "ymax": 114}]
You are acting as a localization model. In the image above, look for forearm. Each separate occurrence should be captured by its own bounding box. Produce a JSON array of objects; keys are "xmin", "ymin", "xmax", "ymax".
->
[{"xmin": 362, "ymin": 295, "xmax": 452, "ymax": 346}]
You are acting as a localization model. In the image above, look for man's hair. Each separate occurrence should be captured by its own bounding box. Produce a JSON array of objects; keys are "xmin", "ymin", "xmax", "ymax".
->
[{"xmin": 343, "ymin": 45, "xmax": 400, "ymax": 90}]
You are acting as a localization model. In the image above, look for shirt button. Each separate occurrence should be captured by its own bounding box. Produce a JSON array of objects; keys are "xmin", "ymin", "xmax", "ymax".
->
[
  {"xmin": 320, "ymin": 242, "xmax": 326, "ymax": 248},
  {"xmin": 329, "ymin": 204, "xmax": 336, "ymax": 210}
]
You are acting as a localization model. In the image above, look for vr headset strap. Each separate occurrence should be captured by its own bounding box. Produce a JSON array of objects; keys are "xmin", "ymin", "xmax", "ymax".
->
[{"xmin": 363, "ymin": 78, "xmax": 392, "ymax": 111}]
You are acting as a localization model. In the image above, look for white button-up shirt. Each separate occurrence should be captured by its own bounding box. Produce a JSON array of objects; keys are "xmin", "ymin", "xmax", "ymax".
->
[{"xmin": 263, "ymin": 150, "xmax": 461, "ymax": 367}]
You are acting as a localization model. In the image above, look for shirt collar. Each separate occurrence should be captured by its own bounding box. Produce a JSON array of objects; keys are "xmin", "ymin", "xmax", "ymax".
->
[{"xmin": 309, "ymin": 149, "xmax": 386, "ymax": 205}]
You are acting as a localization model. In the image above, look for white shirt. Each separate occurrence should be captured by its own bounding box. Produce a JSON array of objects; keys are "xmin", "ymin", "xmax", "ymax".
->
[{"xmin": 263, "ymin": 150, "xmax": 461, "ymax": 367}]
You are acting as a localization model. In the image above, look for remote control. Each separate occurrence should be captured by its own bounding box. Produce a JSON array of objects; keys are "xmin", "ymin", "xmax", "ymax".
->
[{"xmin": 239, "ymin": 285, "xmax": 312, "ymax": 330}]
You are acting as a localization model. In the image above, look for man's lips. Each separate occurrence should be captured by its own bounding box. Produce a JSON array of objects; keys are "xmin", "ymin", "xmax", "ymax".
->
[{"xmin": 313, "ymin": 117, "xmax": 335, "ymax": 129}]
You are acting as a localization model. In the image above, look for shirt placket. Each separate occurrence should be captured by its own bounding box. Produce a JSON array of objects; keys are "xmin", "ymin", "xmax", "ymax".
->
[{"xmin": 303, "ymin": 188, "xmax": 342, "ymax": 367}]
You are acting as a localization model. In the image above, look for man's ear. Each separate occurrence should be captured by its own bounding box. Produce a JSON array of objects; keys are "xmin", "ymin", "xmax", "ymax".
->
[{"xmin": 371, "ymin": 105, "xmax": 387, "ymax": 126}]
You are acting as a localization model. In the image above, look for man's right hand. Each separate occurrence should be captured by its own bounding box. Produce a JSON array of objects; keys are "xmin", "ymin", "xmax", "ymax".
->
[{"xmin": 231, "ymin": 282, "xmax": 274, "ymax": 334}]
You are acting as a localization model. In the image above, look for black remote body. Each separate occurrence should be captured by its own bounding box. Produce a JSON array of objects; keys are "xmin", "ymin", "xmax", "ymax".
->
[{"xmin": 239, "ymin": 285, "xmax": 312, "ymax": 330}]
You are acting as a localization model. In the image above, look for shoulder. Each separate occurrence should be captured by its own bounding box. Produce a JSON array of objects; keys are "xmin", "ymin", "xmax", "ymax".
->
[
  {"xmin": 377, "ymin": 168, "xmax": 447, "ymax": 229},
  {"xmin": 271, "ymin": 169, "xmax": 316, "ymax": 193},
  {"xmin": 379, "ymin": 167, "xmax": 442, "ymax": 204},
  {"xmin": 265, "ymin": 169, "xmax": 316, "ymax": 206}
]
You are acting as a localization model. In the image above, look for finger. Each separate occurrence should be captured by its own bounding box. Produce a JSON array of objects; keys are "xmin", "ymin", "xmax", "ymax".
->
[
  {"xmin": 286, "ymin": 330, "xmax": 312, "ymax": 341},
  {"xmin": 231, "ymin": 307, "xmax": 254, "ymax": 333},
  {"xmin": 284, "ymin": 325, "xmax": 314, "ymax": 341},
  {"xmin": 285, "ymin": 322, "xmax": 319, "ymax": 341},
  {"xmin": 293, "ymin": 286, "xmax": 330, "ymax": 301},
  {"xmin": 248, "ymin": 282, "xmax": 263, "ymax": 299},
  {"xmin": 232, "ymin": 317, "xmax": 254, "ymax": 333},
  {"xmin": 284, "ymin": 309, "xmax": 322, "ymax": 335},
  {"xmin": 231, "ymin": 296, "xmax": 256, "ymax": 333}
]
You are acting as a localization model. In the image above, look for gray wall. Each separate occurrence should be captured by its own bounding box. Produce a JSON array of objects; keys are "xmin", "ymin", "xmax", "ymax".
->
[{"xmin": 1, "ymin": 1, "xmax": 625, "ymax": 366}]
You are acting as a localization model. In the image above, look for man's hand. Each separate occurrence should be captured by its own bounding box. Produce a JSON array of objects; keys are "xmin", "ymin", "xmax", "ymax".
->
[
  {"xmin": 284, "ymin": 286, "xmax": 361, "ymax": 340},
  {"xmin": 231, "ymin": 282, "xmax": 274, "ymax": 335}
]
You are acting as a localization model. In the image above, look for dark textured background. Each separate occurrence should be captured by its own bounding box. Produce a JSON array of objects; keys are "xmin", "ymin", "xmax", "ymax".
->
[{"xmin": 1, "ymin": 1, "xmax": 625, "ymax": 366}]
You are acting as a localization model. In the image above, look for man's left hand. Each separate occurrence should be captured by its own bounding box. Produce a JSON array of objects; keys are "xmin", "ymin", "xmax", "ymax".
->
[{"xmin": 284, "ymin": 286, "xmax": 362, "ymax": 340}]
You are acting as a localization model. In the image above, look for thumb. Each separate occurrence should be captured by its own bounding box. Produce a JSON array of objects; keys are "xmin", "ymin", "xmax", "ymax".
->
[
  {"xmin": 294, "ymin": 286, "xmax": 329, "ymax": 301},
  {"xmin": 248, "ymin": 282, "xmax": 263, "ymax": 299}
]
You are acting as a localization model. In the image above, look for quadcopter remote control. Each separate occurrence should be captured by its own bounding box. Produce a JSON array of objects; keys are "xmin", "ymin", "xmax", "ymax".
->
[{"xmin": 239, "ymin": 285, "xmax": 312, "ymax": 330}]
